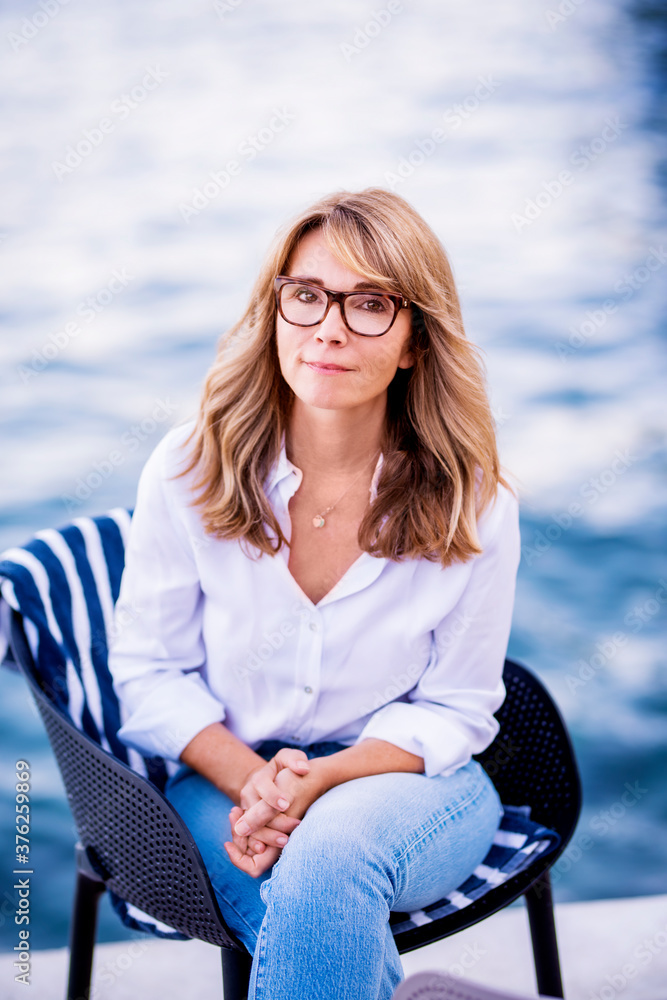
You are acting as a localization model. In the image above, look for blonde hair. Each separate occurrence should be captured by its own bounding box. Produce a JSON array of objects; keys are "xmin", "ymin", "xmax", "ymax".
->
[{"xmin": 181, "ymin": 187, "xmax": 508, "ymax": 566}]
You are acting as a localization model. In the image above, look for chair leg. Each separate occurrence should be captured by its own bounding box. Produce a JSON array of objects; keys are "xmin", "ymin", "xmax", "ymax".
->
[
  {"xmin": 221, "ymin": 946, "xmax": 252, "ymax": 1000},
  {"xmin": 524, "ymin": 868, "xmax": 565, "ymax": 998},
  {"xmin": 66, "ymin": 864, "xmax": 106, "ymax": 1000}
]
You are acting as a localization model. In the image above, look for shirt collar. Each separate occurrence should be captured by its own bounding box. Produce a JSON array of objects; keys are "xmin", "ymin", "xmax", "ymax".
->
[
  {"xmin": 265, "ymin": 434, "xmax": 384, "ymax": 503},
  {"xmin": 264, "ymin": 435, "xmax": 301, "ymax": 497}
]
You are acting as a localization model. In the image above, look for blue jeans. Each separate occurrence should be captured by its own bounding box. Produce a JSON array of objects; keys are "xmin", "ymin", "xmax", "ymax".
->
[{"xmin": 165, "ymin": 741, "xmax": 502, "ymax": 1000}]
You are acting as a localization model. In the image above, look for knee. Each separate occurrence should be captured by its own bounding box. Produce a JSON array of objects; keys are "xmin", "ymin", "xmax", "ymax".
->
[{"xmin": 262, "ymin": 808, "xmax": 392, "ymax": 911}]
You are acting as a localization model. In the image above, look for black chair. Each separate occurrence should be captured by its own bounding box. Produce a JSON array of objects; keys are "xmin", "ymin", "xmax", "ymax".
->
[{"xmin": 9, "ymin": 611, "xmax": 581, "ymax": 1000}]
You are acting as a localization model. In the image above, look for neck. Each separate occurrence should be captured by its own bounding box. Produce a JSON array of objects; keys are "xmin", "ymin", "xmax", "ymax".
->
[{"xmin": 285, "ymin": 397, "xmax": 387, "ymax": 476}]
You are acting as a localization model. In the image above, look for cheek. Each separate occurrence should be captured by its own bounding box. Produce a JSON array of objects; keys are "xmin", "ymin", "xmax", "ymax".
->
[
  {"xmin": 363, "ymin": 341, "xmax": 407, "ymax": 380},
  {"xmin": 275, "ymin": 323, "xmax": 299, "ymax": 371}
]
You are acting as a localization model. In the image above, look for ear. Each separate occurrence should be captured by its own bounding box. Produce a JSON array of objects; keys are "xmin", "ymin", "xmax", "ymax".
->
[
  {"xmin": 397, "ymin": 319, "xmax": 415, "ymax": 369},
  {"xmin": 397, "ymin": 348, "xmax": 414, "ymax": 370}
]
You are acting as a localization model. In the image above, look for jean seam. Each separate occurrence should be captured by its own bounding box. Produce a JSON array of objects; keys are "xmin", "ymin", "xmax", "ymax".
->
[{"xmin": 250, "ymin": 913, "xmax": 269, "ymax": 1000}]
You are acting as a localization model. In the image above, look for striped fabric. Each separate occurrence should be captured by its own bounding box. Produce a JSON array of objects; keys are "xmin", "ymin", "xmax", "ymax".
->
[
  {"xmin": 389, "ymin": 805, "xmax": 558, "ymax": 935},
  {"xmin": 0, "ymin": 510, "xmax": 560, "ymax": 943},
  {"xmin": 0, "ymin": 509, "xmax": 168, "ymax": 789}
]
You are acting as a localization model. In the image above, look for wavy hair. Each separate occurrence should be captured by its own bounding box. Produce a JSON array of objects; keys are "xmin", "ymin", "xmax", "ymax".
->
[{"xmin": 180, "ymin": 187, "xmax": 508, "ymax": 566}]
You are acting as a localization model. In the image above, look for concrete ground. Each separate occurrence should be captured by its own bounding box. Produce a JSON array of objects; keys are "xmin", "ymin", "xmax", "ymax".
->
[{"xmin": 1, "ymin": 894, "xmax": 666, "ymax": 999}]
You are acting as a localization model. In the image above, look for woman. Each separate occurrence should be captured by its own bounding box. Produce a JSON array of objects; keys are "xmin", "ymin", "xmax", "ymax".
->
[{"xmin": 109, "ymin": 187, "xmax": 520, "ymax": 1000}]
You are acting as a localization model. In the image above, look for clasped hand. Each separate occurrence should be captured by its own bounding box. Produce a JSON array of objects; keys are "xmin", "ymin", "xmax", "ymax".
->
[{"xmin": 224, "ymin": 748, "xmax": 321, "ymax": 877}]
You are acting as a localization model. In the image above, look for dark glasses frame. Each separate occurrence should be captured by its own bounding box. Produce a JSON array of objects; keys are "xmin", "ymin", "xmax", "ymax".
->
[{"xmin": 274, "ymin": 276, "xmax": 410, "ymax": 337}]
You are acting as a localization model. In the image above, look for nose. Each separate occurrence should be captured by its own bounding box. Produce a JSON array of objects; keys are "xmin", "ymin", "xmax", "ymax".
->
[{"xmin": 314, "ymin": 300, "xmax": 349, "ymax": 345}]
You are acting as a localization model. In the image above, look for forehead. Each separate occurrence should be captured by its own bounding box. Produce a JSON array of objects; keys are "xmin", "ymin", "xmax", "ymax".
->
[{"xmin": 286, "ymin": 229, "xmax": 367, "ymax": 289}]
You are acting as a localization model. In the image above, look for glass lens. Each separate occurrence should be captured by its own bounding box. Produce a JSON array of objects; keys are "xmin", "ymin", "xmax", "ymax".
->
[
  {"xmin": 278, "ymin": 281, "xmax": 397, "ymax": 335},
  {"xmin": 280, "ymin": 282, "xmax": 328, "ymax": 324},
  {"xmin": 345, "ymin": 293, "xmax": 396, "ymax": 335}
]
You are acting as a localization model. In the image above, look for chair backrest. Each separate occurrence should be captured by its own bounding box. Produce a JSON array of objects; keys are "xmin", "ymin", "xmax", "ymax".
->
[
  {"xmin": 475, "ymin": 660, "xmax": 581, "ymax": 844},
  {"xmin": 0, "ymin": 509, "xmax": 169, "ymax": 790},
  {"xmin": 10, "ymin": 610, "xmax": 239, "ymax": 950}
]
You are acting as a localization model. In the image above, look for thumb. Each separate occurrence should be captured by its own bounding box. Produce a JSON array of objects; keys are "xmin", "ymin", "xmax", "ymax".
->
[{"xmin": 274, "ymin": 747, "xmax": 310, "ymax": 774}]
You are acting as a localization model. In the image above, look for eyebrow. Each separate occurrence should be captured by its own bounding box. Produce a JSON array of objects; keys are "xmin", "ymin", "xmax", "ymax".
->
[{"xmin": 288, "ymin": 274, "xmax": 388, "ymax": 292}]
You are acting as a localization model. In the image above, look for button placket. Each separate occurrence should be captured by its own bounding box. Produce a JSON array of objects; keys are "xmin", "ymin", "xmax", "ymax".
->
[
  {"xmin": 284, "ymin": 610, "xmax": 322, "ymax": 744},
  {"xmin": 298, "ymin": 613, "xmax": 322, "ymax": 740}
]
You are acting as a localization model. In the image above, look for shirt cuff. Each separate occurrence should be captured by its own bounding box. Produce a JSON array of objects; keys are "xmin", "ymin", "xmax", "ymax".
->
[
  {"xmin": 355, "ymin": 701, "xmax": 498, "ymax": 778},
  {"xmin": 117, "ymin": 672, "xmax": 226, "ymax": 761}
]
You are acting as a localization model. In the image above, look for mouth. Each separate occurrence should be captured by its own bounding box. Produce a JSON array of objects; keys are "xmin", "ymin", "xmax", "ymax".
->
[{"xmin": 304, "ymin": 361, "xmax": 352, "ymax": 373}]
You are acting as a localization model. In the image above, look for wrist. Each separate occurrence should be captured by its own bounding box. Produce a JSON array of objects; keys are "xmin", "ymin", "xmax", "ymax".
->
[
  {"xmin": 231, "ymin": 757, "xmax": 267, "ymax": 805},
  {"xmin": 306, "ymin": 755, "xmax": 338, "ymax": 797}
]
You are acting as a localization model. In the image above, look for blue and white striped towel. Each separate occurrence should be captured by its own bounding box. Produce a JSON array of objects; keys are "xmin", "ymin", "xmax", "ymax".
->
[{"xmin": 0, "ymin": 510, "xmax": 560, "ymax": 941}]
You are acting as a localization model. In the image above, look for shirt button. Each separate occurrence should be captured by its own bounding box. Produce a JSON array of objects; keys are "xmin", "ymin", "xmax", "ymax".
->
[
  {"xmin": 309, "ymin": 622, "xmax": 318, "ymax": 632},
  {"xmin": 304, "ymin": 686, "xmax": 313, "ymax": 694}
]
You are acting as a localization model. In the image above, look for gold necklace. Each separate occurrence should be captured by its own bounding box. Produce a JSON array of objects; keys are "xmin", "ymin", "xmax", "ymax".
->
[{"xmin": 311, "ymin": 452, "xmax": 380, "ymax": 528}]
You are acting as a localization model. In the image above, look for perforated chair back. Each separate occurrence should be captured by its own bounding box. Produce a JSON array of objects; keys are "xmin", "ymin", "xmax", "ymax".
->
[
  {"xmin": 391, "ymin": 659, "xmax": 581, "ymax": 955},
  {"xmin": 478, "ymin": 661, "xmax": 580, "ymax": 837},
  {"xmin": 10, "ymin": 611, "xmax": 239, "ymax": 951}
]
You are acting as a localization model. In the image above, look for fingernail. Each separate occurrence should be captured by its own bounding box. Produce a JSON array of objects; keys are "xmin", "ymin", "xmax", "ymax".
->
[
  {"xmin": 277, "ymin": 797, "xmax": 289, "ymax": 810},
  {"xmin": 235, "ymin": 820, "xmax": 250, "ymax": 836},
  {"xmin": 276, "ymin": 835, "xmax": 288, "ymax": 846}
]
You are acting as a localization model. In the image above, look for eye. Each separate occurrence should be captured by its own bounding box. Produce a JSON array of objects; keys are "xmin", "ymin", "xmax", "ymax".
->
[
  {"xmin": 286, "ymin": 284, "xmax": 324, "ymax": 304},
  {"xmin": 353, "ymin": 295, "xmax": 391, "ymax": 313}
]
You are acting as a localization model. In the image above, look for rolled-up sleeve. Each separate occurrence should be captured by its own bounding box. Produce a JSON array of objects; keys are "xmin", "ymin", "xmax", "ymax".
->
[
  {"xmin": 356, "ymin": 485, "xmax": 520, "ymax": 777},
  {"xmin": 109, "ymin": 431, "xmax": 225, "ymax": 761}
]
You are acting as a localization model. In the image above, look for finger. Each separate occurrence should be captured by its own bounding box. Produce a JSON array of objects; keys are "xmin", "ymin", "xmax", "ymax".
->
[
  {"xmin": 251, "ymin": 767, "xmax": 293, "ymax": 813},
  {"xmin": 234, "ymin": 797, "xmax": 279, "ymax": 837},
  {"xmin": 248, "ymin": 836, "xmax": 268, "ymax": 854},
  {"xmin": 229, "ymin": 806, "xmax": 249, "ymax": 853},
  {"xmin": 266, "ymin": 813, "xmax": 301, "ymax": 835},
  {"xmin": 248, "ymin": 826, "xmax": 290, "ymax": 850},
  {"xmin": 274, "ymin": 748, "xmax": 311, "ymax": 774},
  {"xmin": 224, "ymin": 840, "xmax": 280, "ymax": 878}
]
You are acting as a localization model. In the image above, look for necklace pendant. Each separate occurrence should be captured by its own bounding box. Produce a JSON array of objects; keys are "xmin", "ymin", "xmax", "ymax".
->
[{"xmin": 312, "ymin": 514, "xmax": 326, "ymax": 528}]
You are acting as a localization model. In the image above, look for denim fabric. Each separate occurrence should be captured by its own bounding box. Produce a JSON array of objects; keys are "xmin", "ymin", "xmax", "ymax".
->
[{"xmin": 165, "ymin": 742, "xmax": 502, "ymax": 1000}]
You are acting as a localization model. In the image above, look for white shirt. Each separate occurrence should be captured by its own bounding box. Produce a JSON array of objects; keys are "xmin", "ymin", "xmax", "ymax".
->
[{"xmin": 109, "ymin": 423, "xmax": 520, "ymax": 778}]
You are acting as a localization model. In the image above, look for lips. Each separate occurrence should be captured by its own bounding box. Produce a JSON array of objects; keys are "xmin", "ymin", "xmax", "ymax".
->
[{"xmin": 304, "ymin": 361, "xmax": 351, "ymax": 372}]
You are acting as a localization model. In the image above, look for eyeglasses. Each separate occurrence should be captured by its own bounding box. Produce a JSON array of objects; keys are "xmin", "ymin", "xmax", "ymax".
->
[{"xmin": 274, "ymin": 276, "xmax": 410, "ymax": 337}]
